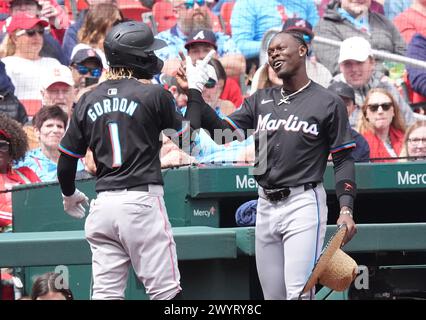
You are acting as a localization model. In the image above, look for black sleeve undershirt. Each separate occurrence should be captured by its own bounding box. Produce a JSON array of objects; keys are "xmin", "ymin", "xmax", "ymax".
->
[
  {"xmin": 57, "ymin": 153, "xmax": 79, "ymax": 196},
  {"xmin": 332, "ymin": 148, "xmax": 356, "ymax": 210}
]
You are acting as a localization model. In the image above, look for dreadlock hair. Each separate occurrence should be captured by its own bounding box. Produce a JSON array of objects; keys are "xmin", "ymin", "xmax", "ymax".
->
[
  {"xmin": 284, "ymin": 30, "xmax": 309, "ymax": 51},
  {"xmin": 105, "ymin": 67, "xmax": 135, "ymax": 80}
]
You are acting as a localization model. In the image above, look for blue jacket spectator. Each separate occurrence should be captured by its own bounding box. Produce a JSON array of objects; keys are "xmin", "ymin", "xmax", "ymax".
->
[
  {"xmin": 212, "ymin": 0, "xmax": 233, "ymax": 15},
  {"xmin": 61, "ymin": 10, "xmax": 86, "ymax": 64},
  {"xmin": 407, "ymin": 33, "xmax": 426, "ymax": 97},
  {"xmin": 18, "ymin": 147, "xmax": 85, "ymax": 182},
  {"xmin": 156, "ymin": 25, "xmax": 240, "ymax": 62},
  {"xmin": 155, "ymin": 1, "xmax": 243, "ymax": 77},
  {"xmin": 384, "ymin": 0, "xmax": 412, "ymax": 20},
  {"xmin": 351, "ymin": 129, "xmax": 370, "ymax": 162},
  {"xmin": 230, "ymin": 0, "xmax": 319, "ymax": 59}
]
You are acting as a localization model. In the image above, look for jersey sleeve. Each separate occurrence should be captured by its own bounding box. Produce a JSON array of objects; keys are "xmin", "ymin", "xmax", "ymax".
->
[
  {"xmin": 58, "ymin": 97, "xmax": 88, "ymax": 158},
  {"xmin": 228, "ymin": 94, "xmax": 256, "ymax": 134},
  {"xmin": 186, "ymin": 89, "xmax": 255, "ymax": 143},
  {"xmin": 156, "ymin": 88, "xmax": 190, "ymax": 137},
  {"xmin": 327, "ymin": 97, "xmax": 356, "ymax": 154}
]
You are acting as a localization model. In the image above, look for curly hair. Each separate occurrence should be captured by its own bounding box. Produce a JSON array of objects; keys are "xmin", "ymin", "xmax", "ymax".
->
[{"xmin": 0, "ymin": 113, "xmax": 28, "ymax": 161}]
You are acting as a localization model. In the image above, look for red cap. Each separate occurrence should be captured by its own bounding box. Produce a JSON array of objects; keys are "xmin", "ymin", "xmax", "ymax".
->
[
  {"xmin": 0, "ymin": 129, "xmax": 11, "ymax": 140},
  {"xmin": 5, "ymin": 13, "xmax": 49, "ymax": 34}
]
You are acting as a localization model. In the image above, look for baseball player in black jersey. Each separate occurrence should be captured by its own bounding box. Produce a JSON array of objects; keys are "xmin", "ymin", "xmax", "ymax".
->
[
  {"xmin": 56, "ymin": 21, "xmax": 212, "ymax": 300},
  {"xmin": 182, "ymin": 31, "xmax": 357, "ymax": 300}
]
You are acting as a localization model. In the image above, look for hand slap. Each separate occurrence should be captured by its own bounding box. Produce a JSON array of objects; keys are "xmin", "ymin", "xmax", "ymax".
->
[
  {"xmin": 185, "ymin": 50, "xmax": 216, "ymax": 92},
  {"xmin": 198, "ymin": 49, "xmax": 215, "ymax": 68}
]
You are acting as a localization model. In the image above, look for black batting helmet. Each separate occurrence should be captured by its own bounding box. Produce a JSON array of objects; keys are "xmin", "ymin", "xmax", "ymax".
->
[{"xmin": 104, "ymin": 21, "xmax": 166, "ymax": 77}]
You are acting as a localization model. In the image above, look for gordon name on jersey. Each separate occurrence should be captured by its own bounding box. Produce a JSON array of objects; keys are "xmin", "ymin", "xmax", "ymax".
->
[{"xmin": 87, "ymin": 97, "xmax": 139, "ymax": 122}]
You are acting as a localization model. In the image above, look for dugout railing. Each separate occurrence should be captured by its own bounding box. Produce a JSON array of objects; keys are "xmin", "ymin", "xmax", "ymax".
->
[
  {"xmin": 2, "ymin": 162, "xmax": 426, "ymax": 299},
  {"xmin": 1, "ymin": 223, "xmax": 426, "ymax": 299}
]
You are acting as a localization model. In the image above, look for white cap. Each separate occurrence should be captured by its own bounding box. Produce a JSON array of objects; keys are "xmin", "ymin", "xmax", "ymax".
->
[
  {"xmin": 338, "ymin": 37, "xmax": 373, "ymax": 64},
  {"xmin": 41, "ymin": 64, "xmax": 74, "ymax": 90}
]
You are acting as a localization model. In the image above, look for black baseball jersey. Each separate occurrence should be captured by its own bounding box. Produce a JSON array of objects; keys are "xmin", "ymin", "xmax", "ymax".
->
[
  {"xmin": 189, "ymin": 82, "xmax": 355, "ymax": 188},
  {"xmin": 59, "ymin": 78, "xmax": 186, "ymax": 192}
]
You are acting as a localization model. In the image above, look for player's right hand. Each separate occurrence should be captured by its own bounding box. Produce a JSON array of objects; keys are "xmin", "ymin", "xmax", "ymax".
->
[
  {"xmin": 185, "ymin": 50, "xmax": 215, "ymax": 92},
  {"xmin": 62, "ymin": 189, "xmax": 89, "ymax": 219},
  {"xmin": 337, "ymin": 215, "xmax": 357, "ymax": 246}
]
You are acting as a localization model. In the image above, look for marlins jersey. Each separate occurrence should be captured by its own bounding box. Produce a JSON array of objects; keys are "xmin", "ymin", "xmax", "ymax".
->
[
  {"xmin": 192, "ymin": 82, "xmax": 355, "ymax": 188},
  {"xmin": 59, "ymin": 78, "xmax": 186, "ymax": 192}
]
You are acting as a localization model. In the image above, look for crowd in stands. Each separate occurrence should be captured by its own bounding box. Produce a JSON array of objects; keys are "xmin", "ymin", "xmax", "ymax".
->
[{"xmin": 0, "ymin": 2, "xmax": 425, "ymax": 221}]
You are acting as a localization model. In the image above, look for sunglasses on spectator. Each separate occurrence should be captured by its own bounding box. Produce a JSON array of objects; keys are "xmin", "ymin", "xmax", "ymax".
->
[
  {"xmin": 75, "ymin": 65, "xmax": 102, "ymax": 78},
  {"xmin": 15, "ymin": 28, "xmax": 44, "ymax": 37},
  {"xmin": 303, "ymin": 34, "xmax": 312, "ymax": 44},
  {"xmin": 367, "ymin": 102, "xmax": 393, "ymax": 112},
  {"xmin": 205, "ymin": 78, "xmax": 216, "ymax": 89},
  {"xmin": 0, "ymin": 141, "xmax": 10, "ymax": 153},
  {"xmin": 407, "ymin": 137, "xmax": 426, "ymax": 145},
  {"xmin": 181, "ymin": 0, "xmax": 205, "ymax": 9}
]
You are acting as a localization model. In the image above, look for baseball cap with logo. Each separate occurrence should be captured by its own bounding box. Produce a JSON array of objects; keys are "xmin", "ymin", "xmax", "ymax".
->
[
  {"xmin": 282, "ymin": 18, "xmax": 314, "ymax": 38},
  {"xmin": 184, "ymin": 29, "xmax": 217, "ymax": 50},
  {"xmin": 5, "ymin": 12, "xmax": 48, "ymax": 34},
  {"xmin": 71, "ymin": 47, "xmax": 103, "ymax": 66},
  {"xmin": 328, "ymin": 81, "xmax": 355, "ymax": 103},
  {"xmin": 41, "ymin": 64, "xmax": 74, "ymax": 90},
  {"xmin": 338, "ymin": 36, "xmax": 373, "ymax": 64}
]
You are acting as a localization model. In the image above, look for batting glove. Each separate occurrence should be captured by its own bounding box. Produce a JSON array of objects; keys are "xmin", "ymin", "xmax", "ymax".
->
[
  {"xmin": 186, "ymin": 50, "xmax": 215, "ymax": 92},
  {"xmin": 62, "ymin": 189, "xmax": 89, "ymax": 219}
]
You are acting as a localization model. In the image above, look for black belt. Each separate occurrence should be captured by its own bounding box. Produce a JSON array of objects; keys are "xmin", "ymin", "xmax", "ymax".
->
[
  {"xmin": 100, "ymin": 184, "xmax": 149, "ymax": 193},
  {"xmin": 263, "ymin": 182, "xmax": 317, "ymax": 203}
]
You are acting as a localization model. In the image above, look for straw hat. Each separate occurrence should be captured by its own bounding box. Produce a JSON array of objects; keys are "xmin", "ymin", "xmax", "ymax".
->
[{"xmin": 301, "ymin": 224, "xmax": 358, "ymax": 296}]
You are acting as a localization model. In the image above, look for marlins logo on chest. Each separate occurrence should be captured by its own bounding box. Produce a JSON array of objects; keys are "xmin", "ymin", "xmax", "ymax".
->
[
  {"xmin": 256, "ymin": 113, "xmax": 319, "ymax": 136},
  {"xmin": 87, "ymin": 98, "xmax": 139, "ymax": 122}
]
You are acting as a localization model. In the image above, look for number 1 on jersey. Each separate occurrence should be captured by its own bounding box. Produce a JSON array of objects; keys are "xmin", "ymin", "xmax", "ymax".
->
[{"xmin": 108, "ymin": 122, "xmax": 122, "ymax": 167}]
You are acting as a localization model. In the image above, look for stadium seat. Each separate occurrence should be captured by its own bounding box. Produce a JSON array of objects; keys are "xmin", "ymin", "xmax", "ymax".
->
[
  {"xmin": 117, "ymin": 0, "xmax": 151, "ymax": 21},
  {"xmin": 0, "ymin": 1, "xmax": 9, "ymax": 15},
  {"xmin": 64, "ymin": 0, "xmax": 88, "ymax": 21},
  {"xmin": 219, "ymin": 1, "xmax": 235, "ymax": 35},
  {"xmin": 152, "ymin": 1, "xmax": 176, "ymax": 33},
  {"xmin": 20, "ymin": 99, "xmax": 42, "ymax": 118}
]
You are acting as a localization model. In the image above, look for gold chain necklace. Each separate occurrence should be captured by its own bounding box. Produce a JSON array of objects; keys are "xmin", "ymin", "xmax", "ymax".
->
[{"xmin": 278, "ymin": 80, "xmax": 312, "ymax": 105}]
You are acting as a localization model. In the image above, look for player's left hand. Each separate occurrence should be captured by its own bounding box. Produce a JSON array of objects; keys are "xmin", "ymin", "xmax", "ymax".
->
[
  {"xmin": 62, "ymin": 189, "xmax": 89, "ymax": 219},
  {"xmin": 184, "ymin": 50, "xmax": 215, "ymax": 92},
  {"xmin": 337, "ymin": 215, "xmax": 357, "ymax": 246}
]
